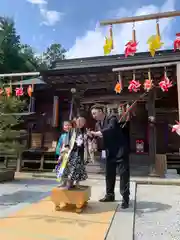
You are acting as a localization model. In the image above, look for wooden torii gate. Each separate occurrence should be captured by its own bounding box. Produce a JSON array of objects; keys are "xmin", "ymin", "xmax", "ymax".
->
[{"xmin": 99, "ymin": 11, "xmax": 180, "ymax": 177}]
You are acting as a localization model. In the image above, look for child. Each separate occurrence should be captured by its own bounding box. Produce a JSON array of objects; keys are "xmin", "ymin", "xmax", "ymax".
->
[
  {"xmin": 55, "ymin": 121, "xmax": 72, "ymax": 185},
  {"xmin": 57, "ymin": 114, "xmax": 88, "ymax": 189}
]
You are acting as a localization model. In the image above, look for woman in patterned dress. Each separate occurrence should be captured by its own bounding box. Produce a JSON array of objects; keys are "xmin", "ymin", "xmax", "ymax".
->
[{"xmin": 59, "ymin": 115, "xmax": 89, "ymax": 189}]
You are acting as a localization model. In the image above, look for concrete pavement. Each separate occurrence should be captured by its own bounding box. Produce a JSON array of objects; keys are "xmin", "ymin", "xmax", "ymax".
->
[
  {"xmin": 0, "ymin": 177, "xmax": 136, "ymax": 240},
  {"xmin": 0, "ymin": 173, "xmax": 180, "ymax": 239}
]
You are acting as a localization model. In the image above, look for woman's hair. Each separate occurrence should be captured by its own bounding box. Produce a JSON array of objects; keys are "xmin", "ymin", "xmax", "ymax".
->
[
  {"xmin": 63, "ymin": 120, "xmax": 72, "ymax": 125},
  {"xmin": 90, "ymin": 104, "xmax": 105, "ymax": 112},
  {"xmin": 76, "ymin": 111, "xmax": 87, "ymax": 119}
]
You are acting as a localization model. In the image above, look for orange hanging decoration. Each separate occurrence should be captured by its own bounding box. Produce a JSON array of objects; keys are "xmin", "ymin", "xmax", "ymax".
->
[
  {"xmin": 114, "ymin": 73, "xmax": 123, "ymax": 94},
  {"xmin": 174, "ymin": 33, "xmax": 180, "ymax": 51},
  {"xmin": 27, "ymin": 85, "xmax": 33, "ymax": 97},
  {"xmin": 5, "ymin": 87, "xmax": 11, "ymax": 97},
  {"xmin": 0, "ymin": 88, "xmax": 3, "ymax": 95},
  {"xmin": 144, "ymin": 70, "xmax": 154, "ymax": 92},
  {"xmin": 124, "ymin": 23, "xmax": 138, "ymax": 57},
  {"xmin": 5, "ymin": 80, "xmax": 12, "ymax": 97}
]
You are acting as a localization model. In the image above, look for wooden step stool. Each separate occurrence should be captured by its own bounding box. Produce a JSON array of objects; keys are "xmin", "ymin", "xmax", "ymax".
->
[{"xmin": 51, "ymin": 185, "xmax": 91, "ymax": 213}]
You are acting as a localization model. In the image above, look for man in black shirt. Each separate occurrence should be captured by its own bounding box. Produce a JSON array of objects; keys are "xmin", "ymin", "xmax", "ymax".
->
[{"xmin": 90, "ymin": 104, "xmax": 130, "ymax": 209}]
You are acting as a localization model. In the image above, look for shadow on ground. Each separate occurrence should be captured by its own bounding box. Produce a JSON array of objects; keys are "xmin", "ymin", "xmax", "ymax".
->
[
  {"xmin": 0, "ymin": 190, "xmax": 50, "ymax": 206},
  {"xmin": 0, "ymin": 179, "xmax": 57, "ymax": 186},
  {"xmin": 135, "ymin": 201, "xmax": 172, "ymax": 215}
]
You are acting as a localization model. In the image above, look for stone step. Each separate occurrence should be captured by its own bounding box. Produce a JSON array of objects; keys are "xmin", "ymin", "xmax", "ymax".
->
[{"xmin": 86, "ymin": 162, "xmax": 150, "ymax": 176}]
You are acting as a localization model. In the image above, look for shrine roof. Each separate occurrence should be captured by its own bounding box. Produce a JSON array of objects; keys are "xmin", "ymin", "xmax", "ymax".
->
[{"xmin": 41, "ymin": 49, "xmax": 180, "ymax": 76}]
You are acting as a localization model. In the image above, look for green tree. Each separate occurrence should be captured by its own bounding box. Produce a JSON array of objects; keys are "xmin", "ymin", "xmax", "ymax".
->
[
  {"xmin": 43, "ymin": 43, "xmax": 66, "ymax": 67},
  {"xmin": 19, "ymin": 44, "xmax": 40, "ymax": 71},
  {"xmin": 0, "ymin": 17, "xmax": 39, "ymax": 74},
  {"xmin": 0, "ymin": 92, "xmax": 26, "ymax": 169}
]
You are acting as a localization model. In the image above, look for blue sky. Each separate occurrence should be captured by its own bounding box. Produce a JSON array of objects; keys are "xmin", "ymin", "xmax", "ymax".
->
[{"xmin": 0, "ymin": 0, "xmax": 180, "ymax": 58}]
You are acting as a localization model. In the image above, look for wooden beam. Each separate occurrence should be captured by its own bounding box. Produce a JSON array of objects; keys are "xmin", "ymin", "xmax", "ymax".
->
[
  {"xmin": 147, "ymin": 90, "xmax": 156, "ymax": 172},
  {"xmin": 0, "ymin": 72, "xmax": 40, "ymax": 77},
  {"xmin": 112, "ymin": 62, "xmax": 178, "ymax": 72},
  {"xmin": 81, "ymin": 94, "xmax": 148, "ymax": 104},
  {"xmin": 100, "ymin": 10, "xmax": 180, "ymax": 26},
  {"xmin": 53, "ymin": 82, "xmax": 114, "ymax": 91}
]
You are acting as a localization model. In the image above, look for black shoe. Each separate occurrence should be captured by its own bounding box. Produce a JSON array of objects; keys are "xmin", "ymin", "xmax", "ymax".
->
[
  {"xmin": 99, "ymin": 195, "xmax": 115, "ymax": 202},
  {"xmin": 121, "ymin": 199, "xmax": 129, "ymax": 209}
]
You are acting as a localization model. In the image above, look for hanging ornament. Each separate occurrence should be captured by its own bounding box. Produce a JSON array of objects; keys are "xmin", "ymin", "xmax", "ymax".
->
[
  {"xmin": 107, "ymin": 105, "xmax": 111, "ymax": 115},
  {"xmin": 147, "ymin": 20, "xmax": 163, "ymax": 57},
  {"xmin": 0, "ymin": 88, "xmax": 3, "ymax": 95},
  {"xmin": 5, "ymin": 80, "xmax": 12, "ymax": 98},
  {"xmin": 124, "ymin": 23, "xmax": 138, "ymax": 57},
  {"xmin": 16, "ymin": 77, "xmax": 24, "ymax": 97},
  {"xmin": 27, "ymin": 85, "xmax": 33, "ymax": 97},
  {"xmin": 118, "ymin": 105, "xmax": 123, "ymax": 116},
  {"xmin": 114, "ymin": 72, "xmax": 123, "ymax": 94},
  {"xmin": 159, "ymin": 69, "xmax": 172, "ymax": 92},
  {"xmin": 173, "ymin": 33, "xmax": 180, "ymax": 51},
  {"xmin": 15, "ymin": 87, "xmax": 24, "ymax": 96},
  {"xmin": 128, "ymin": 72, "xmax": 141, "ymax": 92},
  {"xmin": 5, "ymin": 87, "xmax": 11, "ymax": 97},
  {"xmin": 172, "ymin": 121, "xmax": 180, "ymax": 136},
  {"xmin": 126, "ymin": 103, "xmax": 130, "ymax": 121},
  {"xmin": 103, "ymin": 25, "xmax": 113, "ymax": 55},
  {"xmin": 144, "ymin": 70, "xmax": 154, "ymax": 92}
]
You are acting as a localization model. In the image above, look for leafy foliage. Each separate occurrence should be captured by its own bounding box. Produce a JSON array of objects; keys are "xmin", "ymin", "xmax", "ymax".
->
[
  {"xmin": 42, "ymin": 43, "xmax": 66, "ymax": 67},
  {"xmin": 0, "ymin": 17, "xmax": 66, "ymax": 74},
  {"xmin": 0, "ymin": 16, "xmax": 66, "ymax": 166},
  {"xmin": 0, "ymin": 94, "xmax": 26, "ymax": 155}
]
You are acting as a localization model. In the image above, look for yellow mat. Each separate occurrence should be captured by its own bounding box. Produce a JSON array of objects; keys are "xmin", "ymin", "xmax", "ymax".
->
[{"xmin": 0, "ymin": 197, "xmax": 117, "ymax": 240}]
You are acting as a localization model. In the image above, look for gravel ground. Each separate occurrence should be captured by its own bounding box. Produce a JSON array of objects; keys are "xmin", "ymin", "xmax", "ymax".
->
[{"xmin": 134, "ymin": 185, "xmax": 180, "ymax": 240}]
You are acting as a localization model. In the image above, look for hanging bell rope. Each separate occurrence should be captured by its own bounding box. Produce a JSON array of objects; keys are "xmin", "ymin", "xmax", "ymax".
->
[
  {"xmin": 20, "ymin": 76, "xmax": 23, "ymax": 88},
  {"xmin": 148, "ymin": 69, "xmax": 151, "ymax": 80},
  {"xmin": 109, "ymin": 24, "xmax": 114, "ymax": 49},
  {"xmin": 156, "ymin": 19, "xmax": 160, "ymax": 37},
  {"xmin": 132, "ymin": 22, "xmax": 136, "ymax": 42},
  {"xmin": 133, "ymin": 71, "xmax": 136, "ymax": 79},
  {"xmin": 164, "ymin": 66, "xmax": 167, "ymax": 78}
]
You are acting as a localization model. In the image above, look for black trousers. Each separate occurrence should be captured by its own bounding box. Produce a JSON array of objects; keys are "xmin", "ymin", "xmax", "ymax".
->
[{"xmin": 105, "ymin": 154, "xmax": 130, "ymax": 200}]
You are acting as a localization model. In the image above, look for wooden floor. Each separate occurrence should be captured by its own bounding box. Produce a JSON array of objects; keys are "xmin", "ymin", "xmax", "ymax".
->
[{"xmin": 0, "ymin": 196, "xmax": 116, "ymax": 240}]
